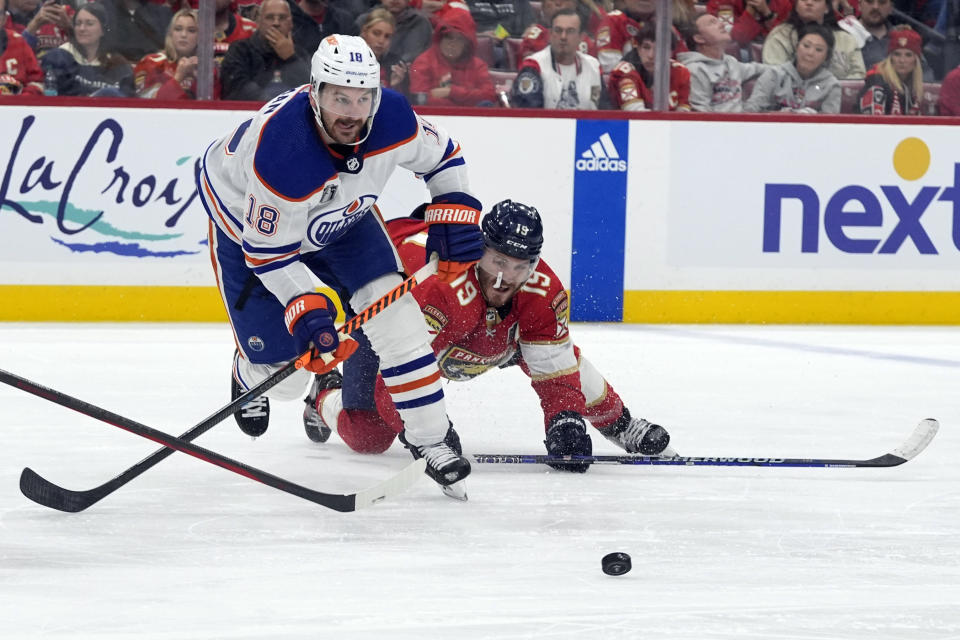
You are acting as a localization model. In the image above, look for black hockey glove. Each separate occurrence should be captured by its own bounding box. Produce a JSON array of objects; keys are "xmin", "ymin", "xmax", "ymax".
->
[
  {"xmin": 424, "ymin": 204, "xmax": 484, "ymax": 283},
  {"xmin": 543, "ymin": 411, "xmax": 593, "ymax": 473}
]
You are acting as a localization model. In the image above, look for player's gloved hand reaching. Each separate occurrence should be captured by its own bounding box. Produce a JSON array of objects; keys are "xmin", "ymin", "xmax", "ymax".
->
[
  {"xmin": 284, "ymin": 293, "xmax": 358, "ymax": 373},
  {"xmin": 544, "ymin": 411, "xmax": 593, "ymax": 473},
  {"xmin": 424, "ymin": 203, "xmax": 484, "ymax": 283}
]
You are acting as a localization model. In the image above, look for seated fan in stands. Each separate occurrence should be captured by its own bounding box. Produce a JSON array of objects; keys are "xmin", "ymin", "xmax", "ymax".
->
[
  {"xmin": 676, "ymin": 12, "xmax": 767, "ymax": 112},
  {"xmin": 511, "ymin": 9, "xmax": 602, "ymax": 109},
  {"xmin": 134, "ymin": 8, "xmax": 220, "ymax": 99},
  {"xmin": 40, "ymin": 2, "xmax": 134, "ymax": 97},
  {"xmin": 857, "ymin": 26, "xmax": 926, "ymax": 115},
  {"xmin": 744, "ymin": 22, "xmax": 840, "ymax": 113},
  {"xmin": 408, "ymin": 4, "xmax": 496, "ymax": 106},
  {"xmin": 608, "ymin": 23, "xmax": 692, "ymax": 111}
]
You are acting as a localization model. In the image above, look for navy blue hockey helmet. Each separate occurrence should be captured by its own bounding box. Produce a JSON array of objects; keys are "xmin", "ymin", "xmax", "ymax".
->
[{"xmin": 481, "ymin": 200, "xmax": 544, "ymax": 262}]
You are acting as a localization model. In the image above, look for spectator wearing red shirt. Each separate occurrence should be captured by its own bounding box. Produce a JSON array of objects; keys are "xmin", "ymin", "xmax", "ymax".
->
[
  {"xmin": 516, "ymin": 0, "xmax": 596, "ymax": 61},
  {"xmin": 212, "ymin": 0, "xmax": 257, "ymax": 65},
  {"xmin": 0, "ymin": 0, "xmax": 42, "ymax": 94},
  {"xmin": 409, "ymin": 5, "xmax": 496, "ymax": 106},
  {"xmin": 608, "ymin": 23, "xmax": 690, "ymax": 111},
  {"xmin": 706, "ymin": 0, "xmax": 791, "ymax": 49},
  {"xmin": 938, "ymin": 65, "xmax": 960, "ymax": 115},
  {"xmin": 134, "ymin": 7, "xmax": 220, "ymax": 98},
  {"xmin": 596, "ymin": 0, "xmax": 686, "ymax": 74},
  {"xmin": 6, "ymin": 0, "xmax": 74, "ymax": 57}
]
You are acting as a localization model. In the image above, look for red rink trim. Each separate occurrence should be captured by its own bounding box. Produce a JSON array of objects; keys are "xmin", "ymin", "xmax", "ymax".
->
[{"xmin": 2, "ymin": 95, "xmax": 958, "ymax": 126}]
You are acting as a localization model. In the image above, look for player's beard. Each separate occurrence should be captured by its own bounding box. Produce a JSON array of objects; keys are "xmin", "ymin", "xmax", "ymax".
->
[
  {"xmin": 328, "ymin": 116, "xmax": 364, "ymax": 144},
  {"xmin": 477, "ymin": 267, "xmax": 524, "ymax": 308}
]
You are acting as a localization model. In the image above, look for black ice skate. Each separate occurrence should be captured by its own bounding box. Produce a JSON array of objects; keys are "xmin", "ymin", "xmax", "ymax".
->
[
  {"xmin": 399, "ymin": 429, "xmax": 471, "ymax": 486},
  {"xmin": 302, "ymin": 368, "xmax": 343, "ymax": 443},
  {"xmin": 597, "ymin": 407, "xmax": 670, "ymax": 455},
  {"xmin": 231, "ymin": 375, "xmax": 270, "ymax": 438}
]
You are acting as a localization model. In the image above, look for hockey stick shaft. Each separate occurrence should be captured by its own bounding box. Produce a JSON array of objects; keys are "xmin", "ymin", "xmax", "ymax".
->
[
  {"xmin": 3, "ymin": 369, "xmax": 427, "ymax": 512},
  {"xmin": 474, "ymin": 419, "xmax": 939, "ymax": 469},
  {"xmin": 7, "ymin": 258, "xmax": 437, "ymax": 512}
]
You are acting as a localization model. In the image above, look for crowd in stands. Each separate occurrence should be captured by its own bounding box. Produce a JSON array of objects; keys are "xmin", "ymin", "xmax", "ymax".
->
[{"xmin": 2, "ymin": 0, "xmax": 960, "ymax": 114}]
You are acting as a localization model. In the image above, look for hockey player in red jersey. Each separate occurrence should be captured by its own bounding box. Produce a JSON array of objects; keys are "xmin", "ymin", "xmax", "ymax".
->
[{"xmin": 310, "ymin": 200, "xmax": 672, "ymax": 482}]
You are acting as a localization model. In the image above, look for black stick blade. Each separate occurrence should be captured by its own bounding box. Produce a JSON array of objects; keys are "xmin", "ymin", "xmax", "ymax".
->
[{"xmin": 20, "ymin": 468, "xmax": 97, "ymax": 513}]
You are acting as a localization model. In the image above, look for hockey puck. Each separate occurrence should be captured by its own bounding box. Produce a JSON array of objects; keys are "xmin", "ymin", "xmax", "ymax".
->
[{"xmin": 601, "ymin": 552, "xmax": 632, "ymax": 576}]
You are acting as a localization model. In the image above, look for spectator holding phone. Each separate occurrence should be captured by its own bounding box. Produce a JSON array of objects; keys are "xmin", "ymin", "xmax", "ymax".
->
[
  {"xmin": 0, "ymin": 0, "xmax": 43, "ymax": 94},
  {"xmin": 6, "ymin": 0, "xmax": 73, "ymax": 56},
  {"xmin": 41, "ymin": 2, "xmax": 134, "ymax": 96}
]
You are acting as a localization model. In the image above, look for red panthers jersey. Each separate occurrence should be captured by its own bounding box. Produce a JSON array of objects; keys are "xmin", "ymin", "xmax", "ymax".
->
[
  {"xmin": 516, "ymin": 22, "xmax": 597, "ymax": 62},
  {"xmin": 0, "ymin": 29, "xmax": 42, "ymax": 96},
  {"xmin": 134, "ymin": 52, "xmax": 221, "ymax": 99},
  {"xmin": 596, "ymin": 10, "xmax": 687, "ymax": 73},
  {"xmin": 608, "ymin": 57, "xmax": 691, "ymax": 111},
  {"xmin": 388, "ymin": 217, "xmax": 589, "ymax": 425},
  {"xmin": 215, "ymin": 11, "xmax": 257, "ymax": 63}
]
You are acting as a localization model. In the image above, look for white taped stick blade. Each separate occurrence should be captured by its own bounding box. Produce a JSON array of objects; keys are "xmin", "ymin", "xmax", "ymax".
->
[
  {"xmin": 890, "ymin": 419, "xmax": 939, "ymax": 462},
  {"xmin": 354, "ymin": 458, "xmax": 426, "ymax": 509}
]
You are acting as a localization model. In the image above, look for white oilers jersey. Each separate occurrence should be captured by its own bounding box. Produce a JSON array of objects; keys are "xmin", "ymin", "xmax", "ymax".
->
[{"xmin": 199, "ymin": 86, "xmax": 475, "ymax": 304}]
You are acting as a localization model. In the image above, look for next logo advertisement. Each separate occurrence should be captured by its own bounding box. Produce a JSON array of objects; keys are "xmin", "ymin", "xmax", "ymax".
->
[{"xmin": 764, "ymin": 137, "xmax": 960, "ymax": 256}]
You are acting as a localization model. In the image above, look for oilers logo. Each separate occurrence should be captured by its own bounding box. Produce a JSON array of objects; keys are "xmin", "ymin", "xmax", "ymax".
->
[
  {"xmin": 247, "ymin": 336, "xmax": 265, "ymax": 352},
  {"xmin": 308, "ymin": 194, "xmax": 377, "ymax": 247}
]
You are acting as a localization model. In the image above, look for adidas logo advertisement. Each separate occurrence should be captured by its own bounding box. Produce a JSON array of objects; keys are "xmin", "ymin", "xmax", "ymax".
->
[{"xmin": 576, "ymin": 133, "xmax": 627, "ymax": 172}]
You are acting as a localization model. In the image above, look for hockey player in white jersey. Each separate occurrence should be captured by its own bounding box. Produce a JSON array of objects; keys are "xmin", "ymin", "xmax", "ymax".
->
[{"xmin": 197, "ymin": 34, "xmax": 484, "ymax": 487}]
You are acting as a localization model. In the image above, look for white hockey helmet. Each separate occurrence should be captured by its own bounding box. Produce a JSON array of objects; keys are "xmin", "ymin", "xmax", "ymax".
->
[{"xmin": 309, "ymin": 35, "xmax": 381, "ymax": 144}]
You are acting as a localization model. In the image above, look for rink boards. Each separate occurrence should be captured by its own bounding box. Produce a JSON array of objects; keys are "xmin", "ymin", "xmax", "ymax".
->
[{"xmin": 0, "ymin": 99, "xmax": 958, "ymax": 324}]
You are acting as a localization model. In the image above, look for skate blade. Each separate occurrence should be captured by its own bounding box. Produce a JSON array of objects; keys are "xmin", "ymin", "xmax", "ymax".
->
[{"xmin": 441, "ymin": 481, "xmax": 468, "ymax": 501}]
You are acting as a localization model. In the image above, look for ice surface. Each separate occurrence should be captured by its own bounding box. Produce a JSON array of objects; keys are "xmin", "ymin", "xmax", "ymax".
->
[{"xmin": 1, "ymin": 323, "xmax": 958, "ymax": 639}]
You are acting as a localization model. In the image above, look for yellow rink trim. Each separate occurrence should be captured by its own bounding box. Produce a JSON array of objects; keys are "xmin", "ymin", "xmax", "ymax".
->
[
  {"xmin": 3, "ymin": 286, "xmax": 958, "ymax": 324},
  {"xmin": 623, "ymin": 290, "xmax": 960, "ymax": 325},
  {"xmin": 0, "ymin": 285, "xmax": 347, "ymax": 323}
]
